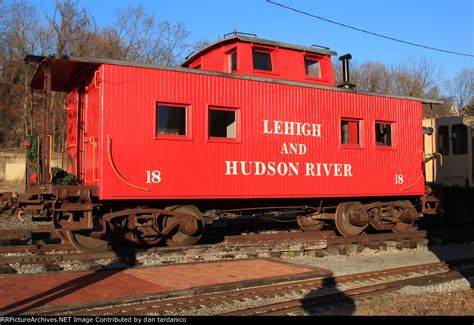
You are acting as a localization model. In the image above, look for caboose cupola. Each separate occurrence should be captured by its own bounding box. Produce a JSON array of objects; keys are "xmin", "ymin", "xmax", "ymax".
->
[{"xmin": 182, "ymin": 33, "xmax": 337, "ymax": 86}]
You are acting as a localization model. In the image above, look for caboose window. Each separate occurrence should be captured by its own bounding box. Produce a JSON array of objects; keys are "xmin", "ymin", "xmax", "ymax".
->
[
  {"xmin": 341, "ymin": 119, "xmax": 359, "ymax": 145},
  {"xmin": 228, "ymin": 50, "xmax": 237, "ymax": 72},
  {"xmin": 375, "ymin": 122, "xmax": 392, "ymax": 146},
  {"xmin": 252, "ymin": 49, "xmax": 272, "ymax": 71},
  {"xmin": 438, "ymin": 126, "xmax": 449, "ymax": 155},
  {"xmin": 305, "ymin": 58, "xmax": 321, "ymax": 78},
  {"xmin": 156, "ymin": 104, "xmax": 187, "ymax": 136},
  {"xmin": 209, "ymin": 107, "xmax": 237, "ymax": 139},
  {"xmin": 452, "ymin": 124, "xmax": 468, "ymax": 155}
]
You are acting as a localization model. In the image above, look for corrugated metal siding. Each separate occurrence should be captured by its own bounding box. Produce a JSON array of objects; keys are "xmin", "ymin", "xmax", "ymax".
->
[
  {"xmin": 98, "ymin": 64, "xmax": 424, "ymax": 199},
  {"xmin": 193, "ymin": 41, "xmax": 334, "ymax": 87},
  {"xmin": 83, "ymin": 72, "xmax": 100, "ymax": 185}
]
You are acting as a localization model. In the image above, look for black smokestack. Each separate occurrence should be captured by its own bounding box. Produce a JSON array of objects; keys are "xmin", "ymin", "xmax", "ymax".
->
[{"xmin": 338, "ymin": 53, "xmax": 355, "ymax": 89}]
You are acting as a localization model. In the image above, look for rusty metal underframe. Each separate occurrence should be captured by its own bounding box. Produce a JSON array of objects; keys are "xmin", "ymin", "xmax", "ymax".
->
[
  {"xmin": 350, "ymin": 201, "xmax": 418, "ymax": 231},
  {"xmin": 9, "ymin": 185, "xmax": 100, "ymax": 230},
  {"xmin": 52, "ymin": 186, "xmax": 95, "ymax": 231},
  {"xmin": 0, "ymin": 192, "xmax": 13, "ymax": 211},
  {"xmin": 104, "ymin": 209, "xmax": 199, "ymax": 245},
  {"xmin": 421, "ymin": 185, "xmax": 441, "ymax": 215}
]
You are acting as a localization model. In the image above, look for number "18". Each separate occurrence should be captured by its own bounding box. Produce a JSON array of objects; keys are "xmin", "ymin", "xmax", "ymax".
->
[
  {"xmin": 146, "ymin": 170, "xmax": 162, "ymax": 184},
  {"xmin": 395, "ymin": 174, "xmax": 404, "ymax": 184}
]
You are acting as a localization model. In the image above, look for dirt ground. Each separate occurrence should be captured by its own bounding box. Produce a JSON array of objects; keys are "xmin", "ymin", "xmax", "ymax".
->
[
  {"xmin": 319, "ymin": 290, "xmax": 474, "ymax": 316},
  {"xmin": 361, "ymin": 290, "xmax": 473, "ymax": 316}
]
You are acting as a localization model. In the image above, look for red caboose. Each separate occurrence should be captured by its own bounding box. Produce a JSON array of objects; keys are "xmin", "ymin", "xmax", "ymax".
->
[{"xmin": 25, "ymin": 34, "xmax": 441, "ymax": 251}]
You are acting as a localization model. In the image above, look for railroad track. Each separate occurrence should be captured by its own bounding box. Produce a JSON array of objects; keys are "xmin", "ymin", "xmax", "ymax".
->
[
  {"xmin": 0, "ymin": 226, "xmax": 57, "ymax": 242},
  {"xmin": 0, "ymin": 230, "xmax": 431, "ymax": 272},
  {"xmin": 26, "ymin": 258, "xmax": 474, "ymax": 316},
  {"xmin": 1, "ymin": 226, "xmax": 473, "ymax": 275}
]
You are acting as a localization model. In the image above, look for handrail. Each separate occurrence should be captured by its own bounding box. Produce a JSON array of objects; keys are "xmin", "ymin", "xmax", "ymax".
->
[
  {"xmin": 400, "ymin": 150, "xmax": 424, "ymax": 191},
  {"xmin": 46, "ymin": 135, "xmax": 53, "ymax": 182},
  {"xmin": 90, "ymin": 136, "xmax": 98, "ymax": 181},
  {"xmin": 400, "ymin": 170, "xmax": 424, "ymax": 191},
  {"xmin": 106, "ymin": 135, "xmax": 150, "ymax": 192}
]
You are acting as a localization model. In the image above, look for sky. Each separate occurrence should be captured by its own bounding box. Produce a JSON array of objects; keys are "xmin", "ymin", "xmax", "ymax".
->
[{"xmin": 30, "ymin": 0, "xmax": 473, "ymax": 81}]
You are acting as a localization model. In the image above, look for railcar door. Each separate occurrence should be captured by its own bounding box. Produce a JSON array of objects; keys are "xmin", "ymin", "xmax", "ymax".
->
[
  {"xmin": 435, "ymin": 118, "xmax": 472, "ymax": 187},
  {"xmin": 82, "ymin": 72, "xmax": 100, "ymax": 185},
  {"xmin": 65, "ymin": 84, "xmax": 84, "ymax": 182},
  {"xmin": 77, "ymin": 83, "xmax": 86, "ymax": 182}
]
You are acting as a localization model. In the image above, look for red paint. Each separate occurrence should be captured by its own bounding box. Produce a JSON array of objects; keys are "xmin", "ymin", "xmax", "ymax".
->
[
  {"xmin": 94, "ymin": 66, "xmax": 423, "ymax": 199},
  {"xmin": 35, "ymin": 38, "xmax": 426, "ymax": 202},
  {"xmin": 182, "ymin": 37, "xmax": 335, "ymax": 87}
]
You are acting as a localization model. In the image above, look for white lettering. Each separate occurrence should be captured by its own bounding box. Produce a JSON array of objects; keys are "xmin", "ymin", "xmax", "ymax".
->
[
  {"xmin": 225, "ymin": 161, "xmax": 238, "ymax": 175},
  {"xmin": 334, "ymin": 164, "xmax": 342, "ymax": 176},
  {"xmin": 395, "ymin": 174, "xmax": 404, "ymax": 184},
  {"xmin": 295, "ymin": 122, "xmax": 302, "ymax": 136},
  {"xmin": 255, "ymin": 161, "xmax": 266, "ymax": 175},
  {"xmin": 344, "ymin": 164, "xmax": 352, "ymax": 176},
  {"xmin": 146, "ymin": 170, "xmax": 161, "ymax": 183},
  {"xmin": 322, "ymin": 163, "xmax": 332, "ymax": 176},
  {"xmin": 281, "ymin": 143, "xmax": 307, "ymax": 155},
  {"xmin": 288, "ymin": 162, "xmax": 299, "ymax": 176},
  {"xmin": 274, "ymin": 121, "xmax": 283, "ymax": 134},
  {"xmin": 312, "ymin": 123, "xmax": 321, "ymax": 137},
  {"xmin": 225, "ymin": 161, "xmax": 353, "ymax": 177},
  {"xmin": 241, "ymin": 161, "xmax": 252, "ymax": 176},
  {"xmin": 268, "ymin": 162, "xmax": 276, "ymax": 176},
  {"xmin": 281, "ymin": 142, "xmax": 289, "ymax": 154},
  {"xmin": 305, "ymin": 163, "xmax": 315, "ymax": 176},
  {"xmin": 302, "ymin": 123, "xmax": 311, "ymax": 136},
  {"xmin": 263, "ymin": 120, "xmax": 272, "ymax": 134},
  {"xmin": 263, "ymin": 120, "xmax": 322, "ymax": 138},
  {"xmin": 284, "ymin": 121, "xmax": 295, "ymax": 135}
]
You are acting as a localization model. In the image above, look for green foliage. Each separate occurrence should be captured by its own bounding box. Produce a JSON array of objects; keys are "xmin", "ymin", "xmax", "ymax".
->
[
  {"xmin": 52, "ymin": 167, "xmax": 78, "ymax": 185},
  {"xmin": 24, "ymin": 134, "xmax": 38, "ymax": 175}
]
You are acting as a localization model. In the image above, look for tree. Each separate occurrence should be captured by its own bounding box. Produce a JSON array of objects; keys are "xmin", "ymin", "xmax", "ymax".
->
[
  {"xmin": 96, "ymin": 4, "xmax": 191, "ymax": 65},
  {"xmin": 0, "ymin": 0, "xmax": 43, "ymax": 147},
  {"xmin": 352, "ymin": 61, "xmax": 392, "ymax": 94},
  {"xmin": 44, "ymin": 0, "xmax": 95, "ymax": 56},
  {"xmin": 445, "ymin": 68, "xmax": 474, "ymax": 113},
  {"xmin": 390, "ymin": 56, "xmax": 444, "ymax": 98},
  {"xmin": 0, "ymin": 0, "xmax": 198, "ymax": 149}
]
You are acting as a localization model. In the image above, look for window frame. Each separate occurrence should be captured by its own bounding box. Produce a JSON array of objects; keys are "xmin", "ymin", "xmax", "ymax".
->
[
  {"xmin": 452, "ymin": 123, "xmax": 468, "ymax": 155},
  {"xmin": 374, "ymin": 120, "xmax": 394, "ymax": 149},
  {"xmin": 226, "ymin": 48, "xmax": 238, "ymax": 73},
  {"xmin": 207, "ymin": 105, "xmax": 241, "ymax": 143},
  {"xmin": 304, "ymin": 55, "xmax": 323, "ymax": 80},
  {"xmin": 154, "ymin": 102, "xmax": 192, "ymax": 141},
  {"xmin": 252, "ymin": 46, "xmax": 275, "ymax": 73},
  {"xmin": 437, "ymin": 125, "xmax": 449, "ymax": 155},
  {"xmin": 340, "ymin": 118, "xmax": 363, "ymax": 148}
]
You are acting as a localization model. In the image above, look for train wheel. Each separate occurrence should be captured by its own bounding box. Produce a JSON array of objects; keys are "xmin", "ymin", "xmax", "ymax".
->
[
  {"xmin": 163, "ymin": 205, "xmax": 204, "ymax": 246},
  {"xmin": 55, "ymin": 230, "xmax": 69, "ymax": 244},
  {"xmin": 297, "ymin": 216, "xmax": 325, "ymax": 231},
  {"xmin": 392, "ymin": 201, "xmax": 419, "ymax": 233},
  {"xmin": 65, "ymin": 230, "xmax": 109, "ymax": 253},
  {"xmin": 335, "ymin": 202, "xmax": 367, "ymax": 237},
  {"xmin": 392, "ymin": 222, "xmax": 418, "ymax": 233}
]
